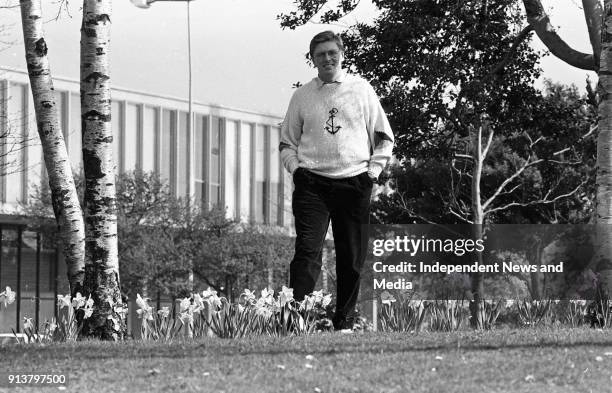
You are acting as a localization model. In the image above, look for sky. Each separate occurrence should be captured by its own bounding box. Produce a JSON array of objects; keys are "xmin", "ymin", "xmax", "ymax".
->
[{"xmin": 0, "ymin": 0, "xmax": 599, "ymax": 117}]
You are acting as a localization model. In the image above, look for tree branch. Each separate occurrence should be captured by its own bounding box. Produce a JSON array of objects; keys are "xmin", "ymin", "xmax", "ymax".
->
[
  {"xmin": 449, "ymin": 208, "xmax": 474, "ymax": 224},
  {"xmin": 582, "ymin": 0, "xmax": 603, "ymax": 61},
  {"xmin": 522, "ymin": 0, "xmax": 597, "ymax": 70},
  {"xmin": 489, "ymin": 25, "xmax": 535, "ymax": 76},
  {"xmin": 484, "ymin": 180, "xmax": 587, "ymax": 216},
  {"xmin": 482, "ymin": 156, "xmax": 543, "ymax": 211},
  {"xmin": 481, "ymin": 124, "xmax": 494, "ymax": 159}
]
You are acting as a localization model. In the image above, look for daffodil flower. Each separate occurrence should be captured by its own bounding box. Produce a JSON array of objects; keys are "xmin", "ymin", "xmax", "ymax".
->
[
  {"xmin": 85, "ymin": 295, "xmax": 94, "ymax": 309},
  {"xmin": 204, "ymin": 292, "xmax": 222, "ymax": 309},
  {"xmin": 202, "ymin": 287, "xmax": 217, "ymax": 299},
  {"xmin": 1, "ymin": 286, "xmax": 16, "ymax": 306},
  {"xmin": 279, "ymin": 286, "xmax": 294, "ymax": 307},
  {"xmin": 241, "ymin": 289, "xmax": 256, "ymax": 303},
  {"xmin": 179, "ymin": 297, "xmax": 191, "ymax": 312},
  {"xmin": 23, "ymin": 317, "xmax": 34, "ymax": 331},
  {"xmin": 136, "ymin": 294, "xmax": 153, "ymax": 320},
  {"xmin": 83, "ymin": 306, "xmax": 94, "ymax": 319},
  {"xmin": 57, "ymin": 294, "xmax": 71, "ymax": 309},
  {"xmin": 310, "ymin": 290, "xmax": 324, "ymax": 304},
  {"xmin": 261, "ymin": 288, "xmax": 274, "ymax": 300},
  {"xmin": 321, "ymin": 294, "xmax": 332, "ymax": 308},
  {"xmin": 136, "ymin": 294, "xmax": 150, "ymax": 309},
  {"xmin": 72, "ymin": 292, "xmax": 86, "ymax": 309},
  {"xmin": 299, "ymin": 295, "xmax": 314, "ymax": 311},
  {"xmin": 157, "ymin": 307, "xmax": 170, "ymax": 318},
  {"xmin": 178, "ymin": 311, "xmax": 194, "ymax": 325},
  {"xmin": 380, "ymin": 290, "xmax": 396, "ymax": 306},
  {"xmin": 193, "ymin": 293, "xmax": 204, "ymax": 309}
]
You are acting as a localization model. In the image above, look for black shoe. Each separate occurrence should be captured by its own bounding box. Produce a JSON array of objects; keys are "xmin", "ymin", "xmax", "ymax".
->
[{"xmin": 332, "ymin": 314, "xmax": 355, "ymax": 331}]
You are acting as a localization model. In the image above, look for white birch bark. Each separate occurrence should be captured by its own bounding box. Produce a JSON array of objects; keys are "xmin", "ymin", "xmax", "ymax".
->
[
  {"xmin": 80, "ymin": 0, "xmax": 125, "ymax": 339},
  {"xmin": 595, "ymin": 1, "xmax": 612, "ymax": 298},
  {"xmin": 19, "ymin": 0, "xmax": 86, "ymax": 294},
  {"xmin": 469, "ymin": 122, "xmax": 485, "ymax": 329}
]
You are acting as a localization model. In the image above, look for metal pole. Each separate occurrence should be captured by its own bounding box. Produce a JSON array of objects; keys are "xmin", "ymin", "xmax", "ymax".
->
[
  {"xmin": 16, "ymin": 227, "xmax": 22, "ymax": 333},
  {"xmin": 35, "ymin": 232, "xmax": 41, "ymax": 329},
  {"xmin": 54, "ymin": 244, "xmax": 59, "ymax": 320},
  {"xmin": 186, "ymin": 0, "xmax": 194, "ymax": 339},
  {"xmin": 187, "ymin": 1, "xmax": 192, "ymax": 130}
]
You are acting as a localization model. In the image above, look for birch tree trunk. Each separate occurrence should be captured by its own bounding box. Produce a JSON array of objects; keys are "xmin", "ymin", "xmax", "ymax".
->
[
  {"xmin": 595, "ymin": 1, "xmax": 612, "ymax": 299},
  {"xmin": 469, "ymin": 122, "xmax": 485, "ymax": 329},
  {"xmin": 19, "ymin": 0, "xmax": 86, "ymax": 295},
  {"xmin": 80, "ymin": 0, "xmax": 126, "ymax": 340}
]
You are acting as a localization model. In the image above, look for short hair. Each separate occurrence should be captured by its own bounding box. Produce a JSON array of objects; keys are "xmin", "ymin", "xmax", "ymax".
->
[{"xmin": 309, "ymin": 31, "xmax": 344, "ymax": 59}]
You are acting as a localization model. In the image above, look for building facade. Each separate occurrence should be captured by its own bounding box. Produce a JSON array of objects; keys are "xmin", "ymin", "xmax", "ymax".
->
[{"xmin": 0, "ymin": 68, "xmax": 295, "ymax": 333}]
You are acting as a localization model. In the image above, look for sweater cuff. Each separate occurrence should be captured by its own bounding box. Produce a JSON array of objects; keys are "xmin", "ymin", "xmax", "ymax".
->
[
  {"xmin": 367, "ymin": 164, "xmax": 383, "ymax": 180},
  {"xmin": 287, "ymin": 160, "xmax": 300, "ymax": 175}
]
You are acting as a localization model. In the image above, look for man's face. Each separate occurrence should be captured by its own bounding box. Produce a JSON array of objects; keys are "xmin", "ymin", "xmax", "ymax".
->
[{"xmin": 312, "ymin": 41, "xmax": 344, "ymax": 82}]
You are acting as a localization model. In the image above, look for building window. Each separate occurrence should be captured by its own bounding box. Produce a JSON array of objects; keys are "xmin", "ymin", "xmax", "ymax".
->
[
  {"xmin": 254, "ymin": 124, "xmax": 267, "ymax": 223},
  {"xmin": 26, "ymin": 90, "xmax": 42, "ymax": 198},
  {"xmin": 124, "ymin": 103, "xmax": 140, "ymax": 171},
  {"xmin": 0, "ymin": 228, "xmax": 20, "ymax": 332},
  {"xmin": 67, "ymin": 92, "xmax": 82, "ymax": 174},
  {"xmin": 239, "ymin": 122, "xmax": 251, "ymax": 221},
  {"xmin": 225, "ymin": 120, "xmax": 238, "ymax": 219},
  {"xmin": 210, "ymin": 116, "xmax": 223, "ymax": 207},
  {"xmin": 194, "ymin": 114, "xmax": 208, "ymax": 204},
  {"xmin": 111, "ymin": 100, "xmax": 122, "ymax": 174},
  {"xmin": 0, "ymin": 227, "xmax": 61, "ymax": 334},
  {"xmin": 142, "ymin": 106, "xmax": 157, "ymax": 173},
  {"xmin": 178, "ymin": 111, "xmax": 189, "ymax": 197},
  {"xmin": 6, "ymin": 82, "xmax": 26, "ymax": 204},
  {"xmin": 161, "ymin": 109, "xmax": 176, "ymax": 194},
  {"xmin": 270, "ymin": 127, "xmax": 281, "ymax": 225}
]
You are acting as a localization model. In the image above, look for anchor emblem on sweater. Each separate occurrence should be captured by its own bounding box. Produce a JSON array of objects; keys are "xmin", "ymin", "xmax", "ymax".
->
[{"xmin": 325, "ymin": 108, "xmax": 341, "ymax": 135}]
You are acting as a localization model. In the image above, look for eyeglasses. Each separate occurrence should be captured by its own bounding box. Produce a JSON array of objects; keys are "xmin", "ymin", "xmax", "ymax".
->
[{"xmin": 313, "ymin": 49, "xmax": 342, "ymax": 60}]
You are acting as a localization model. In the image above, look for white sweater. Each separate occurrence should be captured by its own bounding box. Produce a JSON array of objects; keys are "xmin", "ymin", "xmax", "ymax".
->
[{"xmin": 279, "ymin": 72, "xmax": 394, "ymax": 179}]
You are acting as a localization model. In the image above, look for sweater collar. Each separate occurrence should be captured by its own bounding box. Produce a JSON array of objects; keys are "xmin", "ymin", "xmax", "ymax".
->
[{"xmin": 315, "ymin": 71, "xmax": 346, "ymax": 88}]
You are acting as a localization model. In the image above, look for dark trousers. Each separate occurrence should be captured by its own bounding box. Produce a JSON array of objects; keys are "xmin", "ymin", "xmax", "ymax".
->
[{"xmin": 289, "ymin": 168, "xmax": 372, "ymax": 324}]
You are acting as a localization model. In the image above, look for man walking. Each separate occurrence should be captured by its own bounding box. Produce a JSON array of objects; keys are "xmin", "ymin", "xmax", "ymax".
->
[{"xmin": 279, "ymin": 31, "xmax": 394, "ymax": 330}]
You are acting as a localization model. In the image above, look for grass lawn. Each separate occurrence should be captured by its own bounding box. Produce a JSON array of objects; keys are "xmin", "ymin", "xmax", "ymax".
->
[{"xmin": 2, "ymin": 328, "xmax": 612, "ymax": 393}]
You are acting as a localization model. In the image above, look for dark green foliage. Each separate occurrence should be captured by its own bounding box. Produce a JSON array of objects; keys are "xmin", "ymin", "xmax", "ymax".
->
[{"xmin": 373, "ymin": 81, "xmax": 595, "ymax": 225}]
